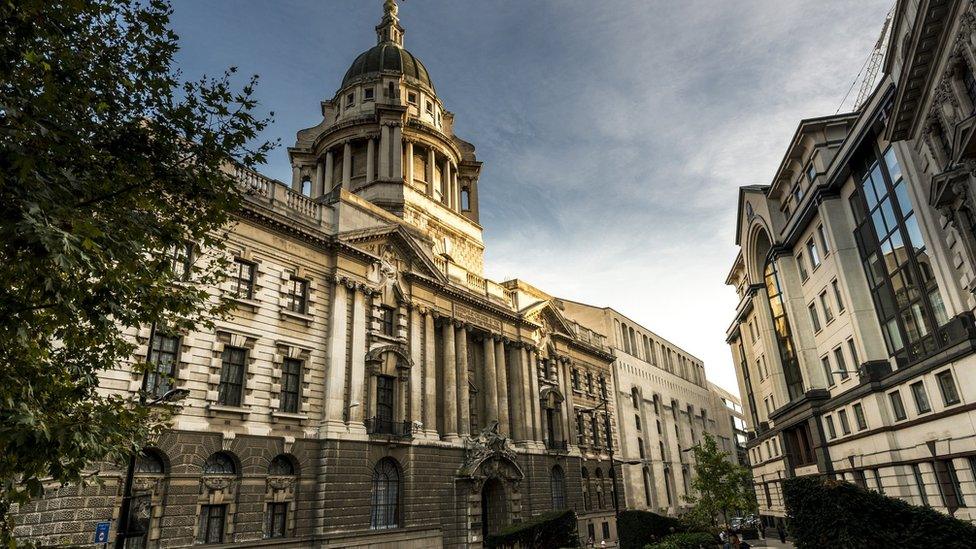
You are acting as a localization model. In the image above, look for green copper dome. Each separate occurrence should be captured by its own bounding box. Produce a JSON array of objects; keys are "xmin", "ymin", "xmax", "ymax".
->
[{"xmin": 341, "ymin": 43, "xmax": 434, "ymax": 92}]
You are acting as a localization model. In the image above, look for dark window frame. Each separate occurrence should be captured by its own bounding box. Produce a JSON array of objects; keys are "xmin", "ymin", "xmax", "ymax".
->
[
  {"xmin": 265, "ymin": 502, "xmax": 288, "ymax": 538},
  {"xmin": 145, "ymin": 332, "xmax": 179, "ymax": 398},
  {"xmin": 285, "ymin": 276, "xmax": 309, "ymax": 314},
  {"xmin": 231, "ymin": 258, "xmax": 256, "ymax": 299},
  {"xmin": 217, "ymin": 346, "xmax": 247, "ymax": 407},
  {"xmin": 198, "ymin": 504, "xmax": 227, "ymax": 544},
  {"xmin": 279, "ymin": 358, "xmax": 302, "ymax": 414}
]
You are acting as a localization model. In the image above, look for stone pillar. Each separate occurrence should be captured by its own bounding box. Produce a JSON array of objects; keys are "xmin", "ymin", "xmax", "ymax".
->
[
  {"xmin": 342, "ymin": 141, "xmax": 352, "ymax": 189},
  {"xmin": 561, "ymin": 360, "xmax": 575, "ymax": 445},
  {"xmin": 442, "ymin": 159, "xmax": 451, "ymax": 208},
  {"xmin": 442, "ymin": 320, "xmax": 458, "ymax": 441},
  {"xmin": 379, "ymin": 126, "xmax": 390, "ymax": 179},
  {"xmin": 456, "ymin": 324, "xmax": 471, "ymax": 437},
  {"xmin": 423, "ymin": 311, "xmax": 437, "ymax": 438},
  {"xmin": 366, "ymin": 138, "xmax": 375, "ymax": 183},
  {"xmin": 314, "ymin": 162, "xmax": 324, "ymax": 196},
  {"xmin": 427, "ymin": 148, "xmax": 435, "ymax": 186},
  {"xmin": 528, "ymin": 349, "xmax": 542, "ymax": 442},
  {"xmin": 483, "ymin": 336, "xmax": 498, "ymax": 425},
  {"xmin": 324, "ymin": 150, "xmax": 334, "ymax": 191},
  {"xmin": 405, "ymin": 140, "xmax": 414, "ymax": 188},
  {"xmin": 322, "ymin": 280, "xmax": 348, "ymax": 432},
  {"xmin": 445, "ymin": 163, "xmax": 454, "ymax": 207},
  {"xmin": 508, "ymin": 344, "xmax": 525, "ymax": 442},
  {"xmin": 453, "ymin": 171, "xmax": 461, "ymax": 210},
  {"xmin": 291, "ymin": 165, "xmax": 301, "ymax": 190},
  {"xmin": 495, "ymin": 339, "xmax": 510, "ymax": 437},
  {"xmin": 409, "ymin": 307, "xmax": 423, "ymax": 426},
  {"xmin": 391, "ymin": 125, "xmax": 402, "ymax": 181},
  {"xmin": 348, "ymin": 288, "xmax": 367, "ymax": 428}
]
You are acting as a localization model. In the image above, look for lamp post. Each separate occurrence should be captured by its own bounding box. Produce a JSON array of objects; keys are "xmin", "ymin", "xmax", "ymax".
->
[
  {"xmin": 581, "ymin": 391, "xmax": 622, "ymax": 519},
  {"xmin": 114, "ymin": 338, "xmax": 190, "ymax": 549}
]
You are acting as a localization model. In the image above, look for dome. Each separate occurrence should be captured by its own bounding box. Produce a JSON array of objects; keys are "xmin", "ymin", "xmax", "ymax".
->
[{"xmin": 341, "ymin": 43, "xmax": 434, "ymax": 92}]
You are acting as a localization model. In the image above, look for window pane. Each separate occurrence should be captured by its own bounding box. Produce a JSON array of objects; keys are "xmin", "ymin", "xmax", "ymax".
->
[
  {"xmin": 911, "ymin": 382, "xmax": 931, "ymax": 414},
  {"xmin": 884, "ymin": 147, "xmax": 902, "ymax": 183},
  {"xmin": 889, "ymin": 391, "xmax": 906, "ymax": 421},
  {"xmin": 904, "ymin": 213, "xmax": 925, "ymax": 251}
]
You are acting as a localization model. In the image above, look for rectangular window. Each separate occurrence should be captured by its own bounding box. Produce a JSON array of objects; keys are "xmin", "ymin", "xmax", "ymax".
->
[
  {"xmin": 808, "ymin": 303, "xmax": 821, "ymax": 332},
  {"xmin": 571, "ymin": 368, "xmax": 580, "ymax": 390},
  {"xmin": 265, "ymin": 502, "xmax": 287, "ymax": 538},
  {"xmin": 821, "ymin": 356, "xmax": 833, "ymax": 386},
  {"xmin": 873, "ymin": 468, "xmax": 885, "ymax": 494},
  {"xmin": 833, "ymin": 347, "xmax": 849, "ymax": 380},
  {"xmin": 852, "ymin": 403, "xmax": 867, "ymax": 430},
  {"xmin": 170, "ymin": 242, "xmax": 193, "ymax": 280},
  {"xmin": 346, "ymin": 92, "xmax": 355, "ymax": 106},
  {"xmin": 380, "ymin": 306, "xmax": 395, "ymax": 336},
  {"xmin": 364, "ymin": 87, "xmax": 374, "ymax": 101},
  {"xmin": 820, "ymin": 291, "xmax": 834, "ymax": 323},
  {"xmin": 817, "ymin": 224, "xmax": 831, "ymax": 254},
  {"xmin": 889, "ymin": 390, "xmax": 907, "ymax": 421},
  {"xmin": 231, "ymin": 258, "xmax": 256, "ymax": 299},
  {"xmin": 832, "ymin": 279, "xmax": 845, "ymax": 312},
  {"xmin": 935, "ymin": 370, "xmax": 961, "ymax": 406},
  {"xmin": 847, "ymin": 338, "xmax": 859, "ymax": 367},
  {"xmin": 279, "ymin": 358, "xmax": 302, "ymax": 414},
  {"xmin": 602, "ymin": 522, "xmax": 610, "ymax": 540},
  {"xmin": 145, "ymin": 333, "xmax": 179, "ymax": 398},
  {"xmin": 807, "ymin": 163, "xmax": 817, "ymax": 183},
  {"xmin": 198, "ymin": 504, "xmax": 226, "ymax": 544},
  {"xmin": 912, "ymin": 464, "xmax": 928, "ymax": 506},
  {"xmin": 407, "ymin": 91, "xmax": 417, "ymax": 104},
  {"xmin": 796, "ymin": 252, "xmax": 809, "ymax": 281},
  {"xmin": 807, "ymin": 238, "xmax": 821, "ymax": 269},
  {"xmin": 838, "ymin": 409, "xmax": 851, "ymax": 435},
  {"xmin": 217, "ymin": 346, "xmax": 247, "ymax": 407},
  {"xmin": 425, "ymin": 100, "xmax": 433, "ymax": 113},
  {"xmin": 911, "ymin": 381, "xmax": 931, "ymax": 414},
  {"xmin": 284, "ymin": 276, "xmax": 309, "ymax": 314},
  {"xmin": 825, "ymin": 415, "xmax": 836, "ymax": 439}
]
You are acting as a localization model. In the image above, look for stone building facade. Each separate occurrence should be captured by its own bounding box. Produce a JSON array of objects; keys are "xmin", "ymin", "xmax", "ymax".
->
[
  {"xmin": 12, "ymin": 2, "xmax": 619, "ymax": 547},
  {"xmin": 726, "ymin": 0, "xmax": 976, "ymax": 529},
  {"xmin": 559, "ymin": 301, "xmax": 742, "ymax": 518}
]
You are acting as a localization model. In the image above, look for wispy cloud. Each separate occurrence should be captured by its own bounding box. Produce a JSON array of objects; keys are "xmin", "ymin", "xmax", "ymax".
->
[{"xmin": 170, "ymin": 0, "xmax": 892, "ymax": 394}]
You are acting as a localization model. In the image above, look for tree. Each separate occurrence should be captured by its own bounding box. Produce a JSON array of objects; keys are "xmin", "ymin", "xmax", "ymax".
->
[
  {"xmin": 682, "ymin": 434, "xmax": 756, "ymax": 529},
  {"xmin": 0, "ymin": 0, "xmax": 274, "ymax": 539}
]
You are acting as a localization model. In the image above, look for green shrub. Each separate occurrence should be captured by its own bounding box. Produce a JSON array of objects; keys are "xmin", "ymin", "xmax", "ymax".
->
[
  {"xmin": 618, "ymin": 510, "xmax": 686, "ymax": 549},
  {"xmin": 783, "ymin": 475, "xmax": 976, "ymax": 549},
  {"xmin": 643, "ymin": 531, "xmax": 717, "ymax": 549},
  {"xmin": 485, "ymin": 508, "xmax": 579, "ymax": 549}
]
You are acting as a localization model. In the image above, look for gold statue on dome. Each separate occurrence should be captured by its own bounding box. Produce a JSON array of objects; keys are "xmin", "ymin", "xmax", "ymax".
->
[{"xmin": 384, "ymin": 0, "xmax": 398, "ymax": 18}]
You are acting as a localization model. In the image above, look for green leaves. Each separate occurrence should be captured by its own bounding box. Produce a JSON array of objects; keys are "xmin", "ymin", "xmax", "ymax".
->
[
  {"xmin": 0, "ymin": 0, "xmax": 273, "ymax": 542},
  {"xmin": 683, "ymin": 434, "xmax": 756, "ymax": 529}
]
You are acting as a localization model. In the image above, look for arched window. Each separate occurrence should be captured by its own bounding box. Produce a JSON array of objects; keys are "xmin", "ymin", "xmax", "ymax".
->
[
  {"xmin": 203, "ymin": 452, "xmax": 236, "ymax": 475},
  {"xmin": 663, "ymin": 467, "xmax": 673, "ymax": 505},
  {"xmin": 550, "ymin": 466, "xmax": 566, "ymax": 510},
  {"xmin": 642, "ymin": 467, "xmax": 652, "ymax": 507},
  {"xmin": 581, "ymin": 468, "xmax": 591, "ymax": 510},
  {"xmin": 300, "ymin": 177, "xmax": 312, "ymax": 197},
  {"xmin": 268, "ymin": 455, "xmax": 295, "ymax": 476},
  {"xmin": 460, "ymin": 187, "xmax": 470, "ymax": 211},
  {"xmin": 370, "ymin": 458, "xmax": 400, "ymax": 530},
  {"xmin": 135, "ymin": 450, "xmax": 165, "ymax": 474},
  {"xmin": 595, "ymin": 469, "xmax": 605, "ymax": 508},
  {"xmin": 631, "ymin": 387, "xmax": 640, "ymax": 409}
]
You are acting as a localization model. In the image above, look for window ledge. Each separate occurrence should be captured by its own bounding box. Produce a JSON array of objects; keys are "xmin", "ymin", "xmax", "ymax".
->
[
  {"xmin": 207, "ymin": 404, "xmax": 251, "ymax": 417},
  {"xmin": 371, "ymin": 332, "xmax": 403, "ymax": 344},
  {"xmin": 271, "ymin": 411, "xmax": 308, "ymax": 422},
  {"xmin": 280, "ymin": 308, "xmax": 313, "ymax": 323},
  {"xmin": 229, "ymin": 296, "xmax": 261, "ymax": 310}
]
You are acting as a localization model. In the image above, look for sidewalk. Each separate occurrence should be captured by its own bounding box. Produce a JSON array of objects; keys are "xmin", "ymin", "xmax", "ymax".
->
[{"xmin": 747, "ymin": 538, "xmax": 795, "ymax": 548}]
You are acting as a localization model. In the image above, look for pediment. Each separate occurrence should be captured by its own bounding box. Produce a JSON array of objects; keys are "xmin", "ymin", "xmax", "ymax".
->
[
  {"xmin": 338, "ymin": 224, "xmax": 447, "ymax": 284},
  {"xmin": 521, "ymin": 300, "xmax": 575, "ymax": 340}
]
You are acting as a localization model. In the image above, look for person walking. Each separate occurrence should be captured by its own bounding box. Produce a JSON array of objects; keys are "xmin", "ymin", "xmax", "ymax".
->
[{"xmin": 776, "ymin": 521, "xmax": 787, "ymax": 544}]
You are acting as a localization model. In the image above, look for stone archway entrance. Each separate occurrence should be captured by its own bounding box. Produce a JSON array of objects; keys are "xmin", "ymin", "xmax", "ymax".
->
[{"xmin": 481, "ymin": 478, "xmax": 508, "ymax": 538}]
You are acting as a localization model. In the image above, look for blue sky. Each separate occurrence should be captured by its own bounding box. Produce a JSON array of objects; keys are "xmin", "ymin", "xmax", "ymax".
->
[{"xmin": 170, "ymin": 0, "xmax": 892, "ymax": 395}]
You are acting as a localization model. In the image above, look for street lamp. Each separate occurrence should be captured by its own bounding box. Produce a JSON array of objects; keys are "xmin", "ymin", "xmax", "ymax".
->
[
  {"xmin": 114, "ymin": 382, "xmax": 188, "ymax": 549},
  {"xmin": 579, "ymin": 391, "xmax": 622, "ymax": 519}
]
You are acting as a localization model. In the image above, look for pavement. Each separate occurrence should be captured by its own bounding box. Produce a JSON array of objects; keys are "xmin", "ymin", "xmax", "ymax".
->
[{"xmin": 746, "ymin": 536, "xmax": 796, "ymax": 548}]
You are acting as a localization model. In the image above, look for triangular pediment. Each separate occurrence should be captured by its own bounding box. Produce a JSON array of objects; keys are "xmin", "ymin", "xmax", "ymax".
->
[
  {"xmin": 521, "ymin": 300, "xmax": 575, "ymax": 339},
  {"xmin": 338, "ymin": 224, "xmax": 447, "ymax": 284}
]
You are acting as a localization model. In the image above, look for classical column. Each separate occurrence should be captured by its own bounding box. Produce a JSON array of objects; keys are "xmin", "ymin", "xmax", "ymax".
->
[
  {"xmin": 341, "ymin": 141, "xmax": 352, "ymax": 189},
  {"xmin": 427, "ymin": 148, "xmax": 435, "ymax": 189},
  {"xmin": 409, "ymin": 307, "xmax": 423, "ymax": 426},
  {"xmin": 442, "ymin": 159, "xmax": 451, "ymax": 208},
  {"xmin": 528, "ymin": 349, "xmax": 542, "ymax": 442},
  {"xmin": 561, "ymin": 360, "xmax": 575, "ymax": 445},
  {"xmin": 508, "ymin": 344, "xmax": 525, "ymax": 442},
  {"xmin": 366, "ymin": 138, "xmax": 375, "ymax": 183},
  {"xmin": 483, "ymin": 335, "xmax": 498, "ymax": 425},
  {"xmin": 314, "ymin": 162, "xmax": 324, "ymax": 196},
  {"xmin": 423, "ymin": 311, "xmax": 437, "ymax": 437},
  {"xmin": 445, "ymin": 163, "xmax": 454, "ymax": 207},
  {"xmin": 391, "ymin": 125, "xmax": 402, "ymax": 181},
  {"xmin": 348, "ymin": 287, "xmax": 367, "ymax": 426},
  {"xmin": 495, "ymin": 339, "xmax": 510, "ymax": 437},
  {"xmin": 405, "ymin": 140, "xmax": 414, "ymax": 188},
  {"xmin": 453, "ymin": 171, "xmax": 461, "ymax": 210},
  {"xmin": 456, "ymin": 323, "xmax": 470, "ymax": 437},
  {"xmin": 324, "ymin": 150, "xmax": 334, "ymax": 190},
  {"xmin": 441, "ymin": 320, "xmax": 458, "ymax": 441},
  {"xmin": 322, "ymin": 279, "xmax": 348, "ymax": 431},
  {"xmin": 291, "ymin": 165, "xmax": 301, "ymax": 190},
  {"xmin": 379, "ymin": 125, "xmax": 390, "ymax": 179}
]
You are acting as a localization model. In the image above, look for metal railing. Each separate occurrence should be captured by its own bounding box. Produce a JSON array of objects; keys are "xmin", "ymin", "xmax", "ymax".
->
[
  {"xmin": 545, "ymin": 439, "xmax": 569, "ymax": 452},
  {"xmin": 365, "ymin": 417, "xmax": 413, "ymax": 438}
]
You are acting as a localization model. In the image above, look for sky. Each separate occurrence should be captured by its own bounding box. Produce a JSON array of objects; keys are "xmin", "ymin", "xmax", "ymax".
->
[{"xmin": 169, "ymin": 0, "xmax": 893, "ymax": 395}]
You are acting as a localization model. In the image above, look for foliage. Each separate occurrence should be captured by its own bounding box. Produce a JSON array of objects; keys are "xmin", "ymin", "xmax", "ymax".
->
[
  {"xmin": 0, "ymin": 0, "xmax": 274, "ymax": 540},
  {"xmin": 783, "ymin": 475, "xmax": 976, "ymax": 549},
  {"xmin": 618, "ymin": 510, "xmax": 686, "ymax": 549},
  {"xmin": 683, "ymin": 434, "xmax": 756, "ymax": 528},
  {"xmin": 485, "ymin": 509, "xmax": 579, "ymax": 549},
  {"xmin": 643, "ymin": 531, "xmax": 717, "ymax": 549}
]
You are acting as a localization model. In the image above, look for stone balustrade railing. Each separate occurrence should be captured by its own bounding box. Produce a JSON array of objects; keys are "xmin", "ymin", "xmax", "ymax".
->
[{"xmin": 234, "ymin": 165, "xmax": 327, "ymax": 226}]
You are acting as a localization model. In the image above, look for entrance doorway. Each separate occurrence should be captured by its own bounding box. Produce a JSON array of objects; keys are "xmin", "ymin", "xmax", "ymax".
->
[{"xmin": 481, "ymin": 478, "xmax": 508, "ymax": 539}]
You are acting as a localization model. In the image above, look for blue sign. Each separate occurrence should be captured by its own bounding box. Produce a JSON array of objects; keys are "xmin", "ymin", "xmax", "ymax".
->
[{"xmin": 94, "ymin": 521, "xmax": 111, "ymax": 543}]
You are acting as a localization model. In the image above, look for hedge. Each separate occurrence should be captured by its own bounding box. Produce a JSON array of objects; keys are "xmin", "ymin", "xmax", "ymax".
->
[
  {"xmin": 618, "ymin": 510, "xmax": 686, "ymax": 549},
  {"xmin": 783, "ymin": 475, "xmax": 976, "ymax": 549},
  {"xmin": 485, "ymin": 508, "xmax": 579, "ymax": 549},
  {"xmin": 643, "ymin": 531, "xmax": 717, "ymax": 549}
]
